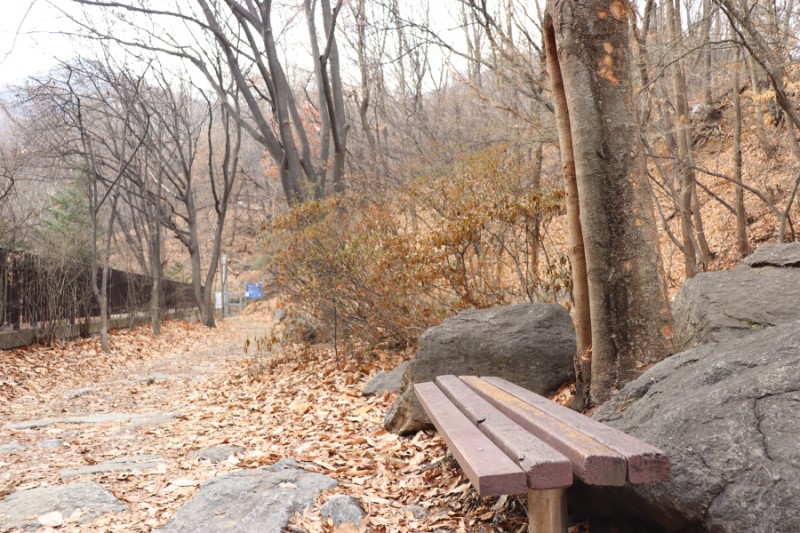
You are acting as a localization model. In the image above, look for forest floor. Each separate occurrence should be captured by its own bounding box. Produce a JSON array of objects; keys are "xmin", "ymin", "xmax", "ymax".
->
[{"xmin": 0, "ymin": 306, "xmax": 536, "ymax": 532}]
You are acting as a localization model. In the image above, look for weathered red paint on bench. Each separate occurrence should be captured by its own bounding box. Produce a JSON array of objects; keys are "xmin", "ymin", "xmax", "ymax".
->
[
  {"xmin": 482, "ymin": 376, "xmax": 670, "ymax": 484},
  {"xmin": 460, "ymin": 376, "xmax": 628, "ymax": 486},
  {"xmin": 414, "ymin": 382, "xmax": 528, "ymax": 496},
  {"xmin": 434, "ymin": 375, "xmax": 573, "ymax": 490}
]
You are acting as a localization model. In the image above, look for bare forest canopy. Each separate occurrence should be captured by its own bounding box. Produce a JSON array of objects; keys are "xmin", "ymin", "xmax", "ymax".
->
[{"xmin": 0, "ymin": 1, "xmax": 798, "ymax": 381}]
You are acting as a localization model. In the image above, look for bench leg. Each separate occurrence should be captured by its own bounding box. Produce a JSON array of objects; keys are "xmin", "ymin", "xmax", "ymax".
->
[{"xmin": 528, "ymin": 488, "xmax": 567, "ymax": 533}]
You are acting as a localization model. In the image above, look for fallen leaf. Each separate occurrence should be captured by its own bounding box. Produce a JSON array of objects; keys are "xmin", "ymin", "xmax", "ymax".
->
[{"xmin": 37, "ymin": 511, "xmax": 63, "ymax": 527}]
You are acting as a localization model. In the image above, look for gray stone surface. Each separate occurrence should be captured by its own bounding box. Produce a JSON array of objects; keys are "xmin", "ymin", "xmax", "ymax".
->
[
  {"xmin": 363, "ymin": 361, "xmax": 409, "ymax": 396},
  {"xmin": 573, "ymin": 320, "xmax": 800, "ymax": 533},
  {"xmin": 3, "ymin": 411, "xmax": 181, "ymax": 430},
  {"xmin": 405, "ymin": 504, "xmax": 427, "ymax": 519},
  {"xmin": 122, "ymin": 412, "xmax": 182, "ymax": 431},
  {"xmin": 0, "ymin": 441, "xmax": 26, "ymax": 455},
  {"xmin": 0, "ymin": 481, "xmax": 126, "ymax": 530},
  {"xmin": 189, "ymin": 445, "xmax": 245, "ymax": 463},
  {"xmin": 385, "ymin": 303, "xmax": 575, "ymax": 434},
  {"xmin": 156, "ymin": 460, "xmax": 337, "ymax": 533},
  {"xmin": 63, "ymin": 387, "xmax": 98, "ymax": 399},
  {"xmin": 741, "ymin": 242, "xmax": 800, "ymax": 267},
  {"xmin": 60, "ymin": 455, "xmax": 167, "ymax": 479},
  {"xmin": 672, "ymin": 242, "xmax": 800, "ymax": 350},
  {"xmin": 39, "ymin": 438, "xmax": 64, "ymax": 449},
  {"xmin": 320, "ymin": 495, "xmax": 365, "ymax": 526}
]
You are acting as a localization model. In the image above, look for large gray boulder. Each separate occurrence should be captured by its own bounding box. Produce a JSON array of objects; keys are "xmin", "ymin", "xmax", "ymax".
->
[
  {"xmin": 672, "ymin": 242, "xmax": 800, "ymax": 350},
  {"xmin": 572, "ymin": 320, "xmax": 800, "ymax": 533},
  {"xmin": 156, "ymin": 459, "xmax": 336, "ymax": 533},
  {"xmin": 385, "ymin": 303, "xmax": 575, "ymax": 434}
]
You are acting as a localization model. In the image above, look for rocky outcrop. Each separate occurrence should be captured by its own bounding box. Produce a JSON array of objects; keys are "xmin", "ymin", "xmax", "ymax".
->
[
  {"xmin": 0, "ymin": 482, "xmax": 125, "ymax": 531},
  {"xmin": 384, "ymin": 303, "xmax": 575, "ymax": 434},
  {"xmin": 156, "ymin": 459, "xmax": 336, "ymax": 533},
  {"xmin": 574, "ymin": 320, "xmax": 800, "ymax": 533},
  {"xmin": 672, "ymin": 242, "xmax": 800, "ymax": 350}
]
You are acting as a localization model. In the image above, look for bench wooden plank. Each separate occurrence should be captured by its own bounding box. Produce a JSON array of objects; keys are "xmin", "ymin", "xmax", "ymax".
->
[
  {"xmin": 414, "ymin": 382, "xmax": 528, "ymax": 496},
  {"xmin": 483, "ymin": 376, "xmax": 670, "ymax": 484},
  {"xmin": 434, "ymin": 375, "xmax": 573, "ymax": 490},
  {"xmin": 460, "ymin": 376, "xmax": 627, "ymax": 486}
]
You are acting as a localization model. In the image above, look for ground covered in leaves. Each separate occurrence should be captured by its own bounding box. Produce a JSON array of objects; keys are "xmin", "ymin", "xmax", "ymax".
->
[{"xmin": 0, "ymin": 309, "xmax": 534, "ymax": 532}]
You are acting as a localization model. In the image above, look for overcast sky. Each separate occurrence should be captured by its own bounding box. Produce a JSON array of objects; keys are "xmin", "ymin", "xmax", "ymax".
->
[
  {"xmin": 0, "ymin": 1, "xmax": 80, "ymax": 88},
  {"xmin": 0, "ymin": 0, "xmax": 479, "ymax": 99}
]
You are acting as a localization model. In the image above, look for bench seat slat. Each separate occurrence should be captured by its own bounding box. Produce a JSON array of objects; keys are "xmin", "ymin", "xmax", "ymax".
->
[
  {"xmin": 414, "ymin": 382, "xmax": 528, "ymax": 496},
  {"xmin": 434, "ymin": 375, "xmax": 573, "ymax": 490},
  {"xmin": 460, "ymin": 376, "xmax": 627, "ymax": 486},
  {"xmin": 482, "ymin": 376, "xmax": 670, "ymax": 484}
]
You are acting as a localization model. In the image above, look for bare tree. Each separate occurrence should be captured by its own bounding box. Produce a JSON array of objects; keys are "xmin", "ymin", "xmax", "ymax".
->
[
  {"xmin": 63, "ymin": 0, "xmax": 348, "ymax": 206},
  {"xmin": 714, "ymin": 0, "xmax": 800, "ymax": 241}
]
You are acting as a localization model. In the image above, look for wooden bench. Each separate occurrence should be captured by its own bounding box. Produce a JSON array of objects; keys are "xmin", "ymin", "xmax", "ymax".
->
[{"xmin": 414, "ymin": 375, "xmax": 669, "ymax": 533}]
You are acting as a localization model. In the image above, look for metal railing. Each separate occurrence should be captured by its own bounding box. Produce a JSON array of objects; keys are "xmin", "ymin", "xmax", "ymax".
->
[{"xmin": 0, "ymin": 247, "xmax": 195, "ymax": 335}]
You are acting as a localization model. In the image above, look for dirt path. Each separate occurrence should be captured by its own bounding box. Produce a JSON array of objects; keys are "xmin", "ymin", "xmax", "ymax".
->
[
  {"xmin": 1, "ymin": 315, "xmax": 275, "ymax": 532},
  {"xmin": 1, "ymin": 312, "xmax": 520, "ymax": 532}
]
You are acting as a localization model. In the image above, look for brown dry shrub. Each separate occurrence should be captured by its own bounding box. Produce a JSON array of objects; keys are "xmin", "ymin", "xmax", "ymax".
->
[{"xmin": 265, "ymin": 145, "xmax": 571, "ymax": 349}]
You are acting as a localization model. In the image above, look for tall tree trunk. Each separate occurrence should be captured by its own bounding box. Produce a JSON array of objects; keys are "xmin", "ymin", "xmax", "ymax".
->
[
  {"xmin": 544, "ymin": 21, "xmax": 592, "ymax": 410},
  {"xmin": 667, "ymin": 0, "xmax": 704, "ymax": 276},
  {"xmin": 702, "ymin": 0, "xmax": 715, "ymax": 106},
  {"xmin": 149, "ymin": 201, "xmax": 162, "ymax": 335},
  {"xmin": 546, "ymin": 0, "xmax": 675, "ymax": 406},
  {"xmin": 732, "ymin": 45, "xmax": 750, "ymax": 258}
]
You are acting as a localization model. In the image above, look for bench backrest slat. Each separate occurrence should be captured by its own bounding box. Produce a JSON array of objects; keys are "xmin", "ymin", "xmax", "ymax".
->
[
  {"xmin": 481, "ymin": 377, "xmax": 670, "ymax": 484},
  {"xmin": 434, "ymin": 375, "xmax": 573, "ymax": 490},
  {"xmin": 460, "ymin": 376, "xmax": 627, "ymax": 486},
  {"xmin": 414, "ymin": 382, "xmax": 528, "ymax": 496}
]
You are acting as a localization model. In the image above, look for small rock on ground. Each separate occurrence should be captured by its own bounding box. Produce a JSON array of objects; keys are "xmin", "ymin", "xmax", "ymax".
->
[
  {"xmin": 362, "ymin": 361, "xmax": 409, "ymax": 396},
  {"xmin": 405, "ymin": 505, "xmax": 427, "ymax": 519},
  {"xmin": 320, "ymin": 495, "xmax": 365, "ymax": 526},
  {"xmin": 39, "ymin": 439, "xmax": 64, "ymax": 449},
  {"xmin": 63, "ymin": 387, "xmax": 98, "ymax": 399},
  {"xmin": 189, "ymin": 445, "xmax": 245, "ymax": 463},
  {"xmin": 60, "ymin": 455, "xmax": 167, "ymax": 479},
  {"xmin": 0, "ymin": 481, "xmax": 125, "ymax": 531},
  {"xmin": 0, "ymin": 441, "xmax": 26, "ymax": 455}
]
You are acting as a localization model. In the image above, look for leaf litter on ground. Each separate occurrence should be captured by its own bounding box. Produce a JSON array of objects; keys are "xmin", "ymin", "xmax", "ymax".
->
[{"xmin": 0, "ymin": 311, "xmax": 538, "ymax": 532}]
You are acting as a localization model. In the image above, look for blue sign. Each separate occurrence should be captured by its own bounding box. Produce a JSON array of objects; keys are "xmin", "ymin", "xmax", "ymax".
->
[{"xmin": 245, "ymin": 283, "xmax": 262, "ymax": 299}]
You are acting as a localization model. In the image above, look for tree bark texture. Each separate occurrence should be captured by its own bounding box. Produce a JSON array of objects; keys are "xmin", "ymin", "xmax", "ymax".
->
[
  {"xmin": 732, "ymin": 46, "xmax": 750, "ymax": 258},
  {"xmin": 544, "ymin": 20, "xmax": 592, "ymax": 410},
  {"xmin": 546, "ymin": 0, "xmax": 675, "ymax": 405}
]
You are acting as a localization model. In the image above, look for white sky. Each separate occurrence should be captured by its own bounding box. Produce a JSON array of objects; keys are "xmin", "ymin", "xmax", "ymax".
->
[
  {"xmin": 0, "ymin": 0, "xmax": 490, "ymax": 96},
  {"xmin": 0, "ymin": 1, "xmax": 80, "ymax": 88}
]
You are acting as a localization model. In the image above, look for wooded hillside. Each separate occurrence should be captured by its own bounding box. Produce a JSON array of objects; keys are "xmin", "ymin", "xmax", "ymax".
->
[{"xmin": 1, "ymin": 0, "xmax": 798, "ymax": 394}]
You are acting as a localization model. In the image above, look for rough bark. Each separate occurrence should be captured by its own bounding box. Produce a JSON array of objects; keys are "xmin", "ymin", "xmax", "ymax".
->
[
  {"xmin": 544, "ymin": 19, "xmax": 592, "ymax": 410},
  {"xmin": 546, "ymin": 0, "xmax": 675, "ymax": 405},
  {"xmin": 732, "ymin": 46, "xmax": 750, "ymax": 258}
]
